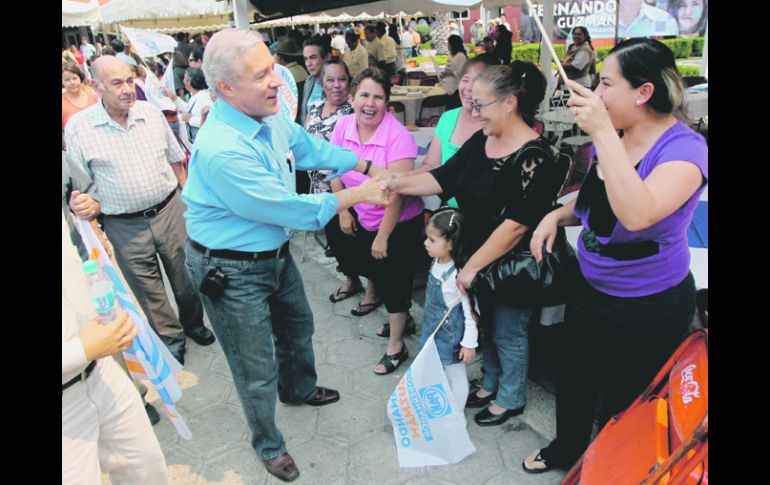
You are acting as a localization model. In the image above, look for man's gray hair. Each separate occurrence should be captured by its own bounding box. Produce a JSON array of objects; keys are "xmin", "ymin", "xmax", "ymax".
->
[{"xmin": 203, "ymin": 29, "xmax": 265, "ymax": 98}]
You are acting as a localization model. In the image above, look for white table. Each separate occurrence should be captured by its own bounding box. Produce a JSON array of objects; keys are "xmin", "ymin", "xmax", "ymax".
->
[
  {"xmin": 390, "ymin": 86, "xmax": 447, "ymax": 125},
  {"xmin": 561, "ymin": 135, "xmax": 592, "ymax": 150},
  {"xmin": 538, "ymin": 108, "xmax": 576, "ymax": 146}
]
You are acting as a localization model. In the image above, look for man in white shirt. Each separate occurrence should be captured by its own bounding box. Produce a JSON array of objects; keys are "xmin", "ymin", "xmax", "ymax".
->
[
  {"xmin": 400, "ymin": 28, "xmax": 415, "ymax": 58},
  {"xmin": 80, "ymin": 36, "xmax": 97, "ymax": 63},
  {"xmin": 65, "ymin": 56, "xmax": 214, "ymax": 365},
  {"xmin": 330, "ymin": 30, "xmax": 347, "ymax": 56},
  {"xmin": 62, "ymin": 210, "xmax": 170, "ymax": 485}
]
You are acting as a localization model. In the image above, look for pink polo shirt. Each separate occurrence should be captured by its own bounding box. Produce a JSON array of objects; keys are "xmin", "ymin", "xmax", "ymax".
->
[{"xmin": 331, "ymin": 112, "xmax": 424, "ymax": 231}]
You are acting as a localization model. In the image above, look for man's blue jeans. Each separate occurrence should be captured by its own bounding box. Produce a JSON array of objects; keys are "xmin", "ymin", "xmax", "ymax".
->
[
  {"xmin": 185, "ymin": 243, "xmax": 318, "ymax": 461},
  {"xmin": 480, "ymin": 302, "xmax": 534, "ymax": 411}
]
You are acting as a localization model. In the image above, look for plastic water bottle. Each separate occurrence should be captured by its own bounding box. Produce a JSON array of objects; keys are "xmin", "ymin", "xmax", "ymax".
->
[{"xmin": 82, "ymin": 260, "xmax": 122, "ymax": 323}]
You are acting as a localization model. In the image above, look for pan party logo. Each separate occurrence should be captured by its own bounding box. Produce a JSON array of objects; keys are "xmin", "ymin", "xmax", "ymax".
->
[{"xmin": 419, "ymin": 384, "xmax": 452, "ymax": 420}]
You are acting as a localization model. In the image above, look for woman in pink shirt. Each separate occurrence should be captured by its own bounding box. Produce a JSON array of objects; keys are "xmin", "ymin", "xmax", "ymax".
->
[{"xmin": 327, "ymin": 67, "xmax": 424, "ymax": 375}]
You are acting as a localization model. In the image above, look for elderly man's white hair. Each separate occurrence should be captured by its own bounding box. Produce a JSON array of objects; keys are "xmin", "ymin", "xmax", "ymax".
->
[{"xmin": 203, "ymin": 29, "xmax": 266, "ymax": 98}]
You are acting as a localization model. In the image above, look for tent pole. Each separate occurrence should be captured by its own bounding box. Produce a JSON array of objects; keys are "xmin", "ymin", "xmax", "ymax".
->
[
  {"xmin": 701, "ymin": 21, "xmax": 708, "ymax": 79},
  {"xmin": 539, "ymin": 0, "xmax": 555, "ymax": 114},
  {"xmin": 233, "ymin": 0, "xmax": 250, "ymax": 29},
  {"xmin": 614, "ymin": 0, "xmax": 620, "ymax": 44}
]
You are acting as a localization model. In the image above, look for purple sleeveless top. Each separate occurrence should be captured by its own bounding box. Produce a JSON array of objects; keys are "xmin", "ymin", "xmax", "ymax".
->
[{"xmin": 574, "ymin": 120, "xmax": 708, "ymax": 297}]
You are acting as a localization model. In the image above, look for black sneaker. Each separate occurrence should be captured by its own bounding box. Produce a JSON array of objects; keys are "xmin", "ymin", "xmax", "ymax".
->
[{"xmin": 145, "ymin": 402, "xmax": 161, "ymax": 425}]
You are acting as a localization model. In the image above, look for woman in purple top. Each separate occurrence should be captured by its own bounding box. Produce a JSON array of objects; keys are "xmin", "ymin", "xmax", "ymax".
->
[
  {"xmin": 523, "ymin": 38, "xmax": 708, "ymax": 473},
  {"xmin": 326, "ymin": 67, "xmax": 424, "ymax": 375}
]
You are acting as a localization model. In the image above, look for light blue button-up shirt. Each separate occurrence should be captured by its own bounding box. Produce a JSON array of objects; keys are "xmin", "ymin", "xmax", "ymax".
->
[{"xmin": 182, "ymin": 98, "xmax": 358, "ymax": 252}]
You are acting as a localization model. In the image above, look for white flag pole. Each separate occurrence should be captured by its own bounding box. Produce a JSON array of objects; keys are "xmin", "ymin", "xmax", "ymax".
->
[{"xmin": 525, "ymin": 0, "xmax": 572, "ymax": 96}]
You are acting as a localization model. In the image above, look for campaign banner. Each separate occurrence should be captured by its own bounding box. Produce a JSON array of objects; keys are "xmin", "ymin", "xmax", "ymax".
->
[
  {"xmin": 120, "ymin": 26, "xmax": 178, "ymax": 58},
  {"xmin": 526, "ymin": 0, "xmax": 706, "ymax": 40},
  {"xmin": 274, "ymin": 62, "xmax": 298, "ymax": 121},
  {"xmin": 387, "ymin": 334, "xmax": 476, "ymax": 467}
]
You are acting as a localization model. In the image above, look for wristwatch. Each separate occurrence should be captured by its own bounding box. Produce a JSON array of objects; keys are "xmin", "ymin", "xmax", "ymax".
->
[{"xmin": 362, "ymin": 159, "xmax": 372, "ymax": 176}]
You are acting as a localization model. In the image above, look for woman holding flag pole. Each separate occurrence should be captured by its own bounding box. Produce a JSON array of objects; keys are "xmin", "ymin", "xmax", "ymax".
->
[{"xmin": 522, "ymin": 37, "xmax": 707, "ymax": 474}]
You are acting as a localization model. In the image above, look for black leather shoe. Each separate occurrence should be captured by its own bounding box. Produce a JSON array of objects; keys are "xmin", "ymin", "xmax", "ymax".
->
[
  {"xmin": 474, "ymin": 405, "xmax": 525, "ymax": 426},
  {"xmin": 145, "ymin": 402, "xmax": 160, "ymax": 425},
  {"xmin": 264, "ymin": 452, "xmax": 300, "ymax": 482},
  {"xmin": 172, "ymin": 350, "xmax": 185, "ymax": 365},
  {"xmin": 185, "ymin": 326, "xmax": 216, "ymax": 346},
  {"xmin": 303, "ymin": 386, "xmax": 340, "ymax": 406},
  {"xmin": 466, "ymin": 390, "xmax": 496, "ymax": 408}
]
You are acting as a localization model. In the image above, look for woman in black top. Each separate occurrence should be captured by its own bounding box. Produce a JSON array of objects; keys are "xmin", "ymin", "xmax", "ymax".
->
[
  {"xmin": 383, "ymin": 61, "xmax": 566, "ymax": 425},
  {"xmin": 491, "ymin": 25, "xmax": 513, "ymax": 65}
]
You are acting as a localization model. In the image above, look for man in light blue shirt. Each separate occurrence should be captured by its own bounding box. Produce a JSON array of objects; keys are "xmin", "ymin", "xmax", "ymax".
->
[
  {"xmin": 183, "ymin": 28, "xmax": 388, "ymax": 483},
  {"xmin": 80, "ymin": 36, "xmax": 97, "ymax": 62}
]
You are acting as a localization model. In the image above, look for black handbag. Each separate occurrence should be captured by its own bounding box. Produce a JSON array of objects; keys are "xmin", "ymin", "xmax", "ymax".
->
[
  {"xmin": 470, "ymin": 140, "xmax": 576, "ymax": 307},
  {"xmin": 471, "ymin": 228, "xmax": 577, "ymax": 307}
]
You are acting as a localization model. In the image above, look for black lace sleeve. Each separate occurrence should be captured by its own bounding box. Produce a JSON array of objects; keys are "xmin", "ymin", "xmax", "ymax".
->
[{"xmin": 501, "ymin": 145, "xmax": 562, "ymax": 229}]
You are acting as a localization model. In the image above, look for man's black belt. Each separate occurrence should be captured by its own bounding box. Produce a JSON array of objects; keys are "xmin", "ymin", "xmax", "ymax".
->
[
  {"xmin": 109, "ymin": 190, "xmax": 176, "ymax": 219},
  {"xmin": 581, "ymin": 229, "xmax": 659, "ymax": 261},
  {"xmin": 189, "ymin": 239, "xmax": 290, "ymax": 261},
  {"xmin": 62, "ymin": 360, "xmax": 96, "ymax": 394}
]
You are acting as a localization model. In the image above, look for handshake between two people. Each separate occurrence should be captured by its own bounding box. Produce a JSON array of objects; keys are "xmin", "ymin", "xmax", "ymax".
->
[{"xmin": 352, "ymin": 169, "xmax": 406, "ymax": 207}]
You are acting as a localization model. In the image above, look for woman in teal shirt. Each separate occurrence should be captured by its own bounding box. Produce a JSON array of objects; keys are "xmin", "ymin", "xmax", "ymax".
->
[{"xmin": 415, "ymin": 56, "xmax": 494, "ymax": 207}]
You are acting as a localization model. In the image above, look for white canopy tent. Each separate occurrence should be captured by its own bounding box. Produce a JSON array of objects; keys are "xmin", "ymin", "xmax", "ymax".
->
[
  {"xmin": 100, "ymin": 0, "xmax": 230, "ymax": 23},
  {"xmin": 253, "ymin": 12, "xmax": 422, "ymax": 29},
  {"xmin": 62, "ymin": 0, "xmax": 109, "ymax": 27},
  {"xmin": 323, "ymin": 0, "xmax": 480, "ymax": 17}
]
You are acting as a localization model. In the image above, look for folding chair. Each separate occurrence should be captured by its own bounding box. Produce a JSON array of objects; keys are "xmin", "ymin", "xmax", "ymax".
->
[
  {"xmin": 388, "ymin": 101, "xmax": 407, "ymax": 125},
  {"xmin": 562, "ymin": 330, "xmax": 708, "ymax": 485},
  {"xmin": 549, "ymin": 91, "xmax": 571, "ymax": 109},
  {"xmin": 417, "ymin": 94, "xmax": 448, "ymax": 126},
  {"xmin": 420, "ymin": 75, "xmax": 439, "ymax": 86},
  {"xmin": 558, "ymin": 141, "xmax": 592, "ymax": 198}
]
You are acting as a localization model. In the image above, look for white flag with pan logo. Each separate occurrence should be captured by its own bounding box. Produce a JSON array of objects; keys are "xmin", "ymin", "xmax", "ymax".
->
[{"xmin": 387, "ymin": 332, "xmax": 476, "ymax": 467}]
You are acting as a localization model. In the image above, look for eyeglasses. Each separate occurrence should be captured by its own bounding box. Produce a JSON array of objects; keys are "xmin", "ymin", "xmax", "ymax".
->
[{"xmin": 470, "ymin": 98, "xmax": 502, "ymax": 114}]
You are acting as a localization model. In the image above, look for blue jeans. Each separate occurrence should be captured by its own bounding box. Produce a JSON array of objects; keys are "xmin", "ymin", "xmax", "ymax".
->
[
  {"xmin": 418, "ymin": 261, "xmax": 464, "ymax": 366},
  {"xmin": 480, "ymin": 302, "xmax": 534, "ymax": 410},
  {"xmin": 185, "ymin": 243, "xmax": 318, "ymax": 461}
]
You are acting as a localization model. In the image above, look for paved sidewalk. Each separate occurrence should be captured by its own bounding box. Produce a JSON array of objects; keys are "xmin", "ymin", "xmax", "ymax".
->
[{"xmin": 140, "ymin": 233, "xmax": 567, "ymax": 485}]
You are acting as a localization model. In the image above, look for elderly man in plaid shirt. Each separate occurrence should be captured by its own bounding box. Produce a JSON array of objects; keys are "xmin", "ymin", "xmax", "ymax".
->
[{"xmin": 65, "ymin": 55, "xmax": 215, "ymax": 365}]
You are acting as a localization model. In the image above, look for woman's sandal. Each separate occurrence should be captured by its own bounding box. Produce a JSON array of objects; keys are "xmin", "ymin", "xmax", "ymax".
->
[
  {"xmin": 373, "ymin": 344, "xmax": 409, "ymax": 375},
  {"xmin": 376, "ymin": 315, "xmax": 417, "ymax": 338},
  {"xmin": 329, "ymin": 285, "xmax": 363, "ymax": 303},
  {"xmin": 522, "ymin": 449, "xmax": 552, "ymax": 474},
  {"xmin": 350, "ymin": 299, "xmax": 383, "ymax": 316}
]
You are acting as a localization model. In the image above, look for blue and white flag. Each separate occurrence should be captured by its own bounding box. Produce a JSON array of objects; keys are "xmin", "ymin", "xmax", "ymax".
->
[
  {"xmin": 144, "ymin": 65, "xmax": 177, "ymax": 112},
  {"xmin": 387, "ymin": 313, "xmax": 476, "ymax": 467},
  {"xmin": 75, "ymin": 219, "xmax": 192, "ymax": 440},
  {"xmin": 120, "ymin": 26, "xmax": 178, "ymax": 59}
]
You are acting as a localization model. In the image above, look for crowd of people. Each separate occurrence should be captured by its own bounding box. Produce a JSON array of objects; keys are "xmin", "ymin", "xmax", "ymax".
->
[{"xmin": 62, "ymin": 19, "xmax": 707, "ymax": 484}]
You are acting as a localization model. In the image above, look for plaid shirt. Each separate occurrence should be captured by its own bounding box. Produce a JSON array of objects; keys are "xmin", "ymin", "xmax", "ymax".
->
[{"xmin": 65, "ymin": 100, "xmax": 185, "ymax": 215}]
